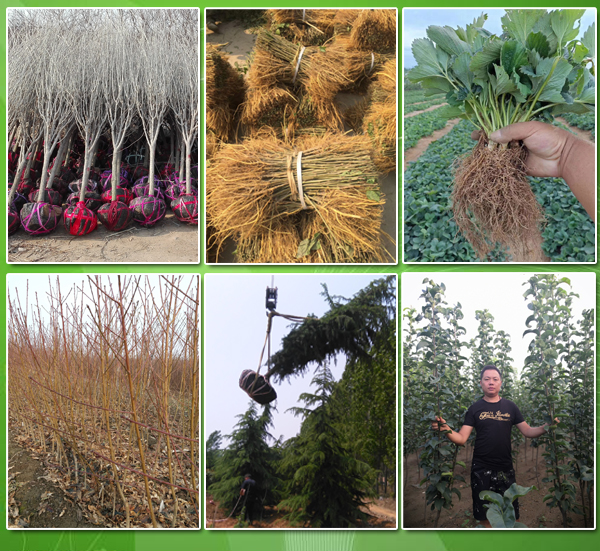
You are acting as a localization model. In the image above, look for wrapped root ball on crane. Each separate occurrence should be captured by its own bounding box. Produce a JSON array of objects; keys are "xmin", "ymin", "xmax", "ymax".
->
[
  {"xmin": 20, "ymin": 202, "xmax": 62, "ymax": 235},
  {"xmin": 171, "ymin": 195, "xmax": 199, "ymax": 225},
  {"xmin": 63, "ymin": 201, "xmax": 98, "ymax": 236},
  {"xmin": 97, "ymin": 201, "xmax": 133, "ymax": 232},
  {"xmin": 239, "ymin": 369, "xmax": 277, "ymax": 405},
  {"xmin": 27, "ymin": 188, "xmax": 63, "ymax": 207},
  {"xmin": 130, "ymin": 196, "xmax": 167, "ymax": 227},
  {"xmin": 8, "ymin": 206, "xmax": 20, "ymax": 235},
  {"xmin": 101, "ymin": 187, "xmax": 133, "ymax": 205}
]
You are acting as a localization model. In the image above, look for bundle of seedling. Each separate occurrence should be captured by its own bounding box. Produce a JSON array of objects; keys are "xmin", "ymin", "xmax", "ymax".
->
[
  {"xmin": 7, "ymin": 8, "xmax": 199, "ymax": 238},
  {"xmin": 207, "ymin": 133, "xmax": 390, "ymax": 263},
  {"xmin": 408, "ymin": 9, "xmax": 595, "ymax": 260},
  {"xmin": 265, "ymin": 9, "xmax": 338, "ymax": 46}
]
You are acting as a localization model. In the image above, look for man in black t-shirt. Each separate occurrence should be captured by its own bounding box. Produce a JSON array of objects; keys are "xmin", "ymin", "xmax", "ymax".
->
[{"xmin": 432, "ymin": 365, "xmax": 557, "ymax": 527}]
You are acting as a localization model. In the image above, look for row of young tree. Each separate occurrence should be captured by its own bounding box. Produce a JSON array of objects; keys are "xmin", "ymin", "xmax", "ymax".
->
[
  {"xmin": 206, "ymin": 277, "xmax": 396, "ymax": 528},
  {"xmin": 8, "ymin": 9, "xmax": 199, "ymax": 235},
  {"xmin": 403, "ymin": 275, "xmax": 594, "ymax": 527}
]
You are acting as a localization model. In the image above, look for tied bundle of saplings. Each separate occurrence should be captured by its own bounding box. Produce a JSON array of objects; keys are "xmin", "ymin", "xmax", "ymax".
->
[
  {"xmin": 265, "ymin": 9, "xmax": 338, "ymax": 46},
  {"xmin": 206, "ymin": 132, "xmax": 391, "ymax": 263},
  {"xmin": 249, "ymin": 30, "xmax": 379, "ymax": 128},
  {"xmin": 345, "ymin": 9, "xmax": 397, "ymax": 54},
  {"xmin": 408, "ymin": 9, "xmax": 595, "ymax": 260},
  {"xmin": 348, "ymin": 57, "xmax": 396, "ymax": 173},
  {"xmin": 206, "ymin": 43, "xmax": 245, "ymax": 144}
]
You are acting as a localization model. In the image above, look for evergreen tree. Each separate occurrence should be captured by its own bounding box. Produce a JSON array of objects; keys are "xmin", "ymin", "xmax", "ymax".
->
[
  {"xmin": 208, "ymin": 402, "xmax": 279, "ymax": 520},
  {"xmin": 279, "ymin": 364, "xmax": 374, "ymax": 528}
]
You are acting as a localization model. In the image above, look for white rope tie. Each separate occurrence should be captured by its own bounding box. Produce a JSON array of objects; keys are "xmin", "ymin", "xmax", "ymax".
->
[
  {"xmin": 296, "ymin": 151, "xmax": 306, "ymax": 209},
  {"xmin": 302, "ymin": 9, "xmax": 306, "ymax": 21},
  {"xmin": 368, "ymin": 52, "xmax": 375, "ymax": 75},
  {"xmin": 292, "ymin": 46, "xmax": 306, "ymax": 85}
]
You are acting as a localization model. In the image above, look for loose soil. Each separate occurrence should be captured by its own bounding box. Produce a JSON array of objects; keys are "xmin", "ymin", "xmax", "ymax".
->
[
  {"xmin": 403, "ymin": 119, "xmax": 460, "ymax": 170},
  {"xmin": 8, "ymin": 212, "xmax": 198, "ymax": 263},
  {"xmin": 8, "ymin": 429, "xmax": 95, "ymax": 528},
  {"xmin": 403, "ymin": 442, "xmax": 591, "ymax": 528},
  {"xmin": 206, "ymin": 494, "xmax": 396, "ymax": 529}
]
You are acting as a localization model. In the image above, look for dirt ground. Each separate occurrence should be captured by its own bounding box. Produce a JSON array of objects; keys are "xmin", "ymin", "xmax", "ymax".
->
[
  {"xmin": 207, "ymin": 18, "xmax": 397, "ymax": 263},
  {"xmin": 8, "ymin": 212, "xmax": 199, "ymax": 263},
  {"xmin": 403, "ymin": 442, "xmax": 591, "ymax": 529},
  {"xmin": 403, "ymin": 119, "xmax": 460, "ymax": 170},
  {"xmin": 206, "ymin": 494, "xmax": 396, "ymax": 529},
  {"xmin": 8, "ymin": 429, "xmax": 96, "ymax": 528}
]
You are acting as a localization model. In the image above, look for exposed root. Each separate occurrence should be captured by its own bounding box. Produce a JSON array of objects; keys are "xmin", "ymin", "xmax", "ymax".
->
[{"xmin": 452, "ymin": 137, "xmax": 545, "ymax": 261}]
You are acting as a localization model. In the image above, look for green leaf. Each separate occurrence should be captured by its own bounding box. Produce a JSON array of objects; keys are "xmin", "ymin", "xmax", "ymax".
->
[
  {"xmin": 493, "ymin": 64, "xmax": 518, "ymax": 95},
  {"xmin": 504, "ymin": 483, "xmax": 536, "ymax": 503},
  {"xmin": 427, "ymin": 25, "xmax": 471, "ymax": 57},
  {"xmin": 409, "ymin": 38, "xmax": 445, "ymax": 81},
  {"xmin": 501, "ymin": 40, "xmax": 528, "ymax": 74},
  {"xmin": 572, "ymin": 42, "xmax": 589, "ymax": 64},
  {"xmin": 470, "ymin": 40, "xmax": 503, "ymax": 78},
  {"xmin": 550, "ymin": 9, "xmax": 585, "ymax": 47},
  {"xmin": 526, "ymin": 31, "xmax": 550, "ymax": 57},
  {"xmin": 502, "ymin": 10, "xmax": 546, "ymax": 45},
  {"xmin": 296, "ymin": 233, "xmax": 321, "ymax": 258},
  {"xmin": 366, "ymin": 190, "xmax": 380, "ymax": 201},
  {"xmin": 453, "ymin": 52, "xmax": 474, "ymax": 88},
  {"xmin": 485, "ymin": 504, "xmax": 507, "ymax": 527},
  {"xmin": 436, "ymin": 105, "xmax": 464, "ymax": 119},
  {"xmin": 581, "ymin": 23, "xmax": 595, "ymax": 58},
  {"xmin": 479, "ymin": 490, "xmax": 503, "ymax": 507}
]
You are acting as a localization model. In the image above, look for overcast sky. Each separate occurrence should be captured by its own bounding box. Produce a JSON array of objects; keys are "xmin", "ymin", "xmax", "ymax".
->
[
  {"xmin": 204, "ymin": 274, "xmax": 396, "ymax": 446},
  {"xmin": 401, "ymin": 272, "xmax": 595, "ymax": 380},
  {"xmin": 403, "ymin": 8, "xmax": 597, "ymax": 68}
]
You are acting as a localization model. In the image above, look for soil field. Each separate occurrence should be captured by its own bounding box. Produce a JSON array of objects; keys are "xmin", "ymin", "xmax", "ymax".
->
[{"xmin": 403, "ymin": 442, "xmax": 591, "ymax": 529}]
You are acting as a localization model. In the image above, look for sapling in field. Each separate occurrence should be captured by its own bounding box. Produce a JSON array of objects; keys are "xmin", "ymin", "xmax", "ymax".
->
[{"xmin": 408, "ymin": 9, "xmax": 595, "ymax": 259}]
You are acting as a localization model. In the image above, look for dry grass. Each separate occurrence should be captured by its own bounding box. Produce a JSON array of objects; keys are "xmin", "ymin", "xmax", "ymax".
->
[
  {"xmin": 348, "ymin": 9, "xmax": 396, "ymax": 53},
  {"xmin": 452, "ymin": 137, "xmax": 545, "ymax": 260}
]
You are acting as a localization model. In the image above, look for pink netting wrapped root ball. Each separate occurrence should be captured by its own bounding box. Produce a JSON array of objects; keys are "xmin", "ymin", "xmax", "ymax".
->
[
  {"xmin": 100, "ymin": 171, "xmax": 129, "ymax": 192},
  {"xmin": 8, "ymin": 206, "xmax": 20, "ymax": 235},
  {"xmin": 171, "ymin": 194, "xmax": 198, "ymax": 224},
  {"xmin": 101, "ymin": 187, "xmax": 133, "ymax": 205},
  {"xmin": 68, "ymin": 178, "xmax": 100, "ymax": 194},
  {"xmin": 66, "ymin": 192, "xmax": 103, "ymax": 212},
  {"xmin": 20, "ymin": 202, "xmax": 62, "ymax": 235},
  {"xmin": 63, "ymin": 201, "xmax": 98, "ymax": 236},
  {"xmin": 97, "ymin": 201, "xmax": 133, "ymax": 232},
  {"xmin": 130, "ymin": 196, "xmax": 166, "ymax": 227}
]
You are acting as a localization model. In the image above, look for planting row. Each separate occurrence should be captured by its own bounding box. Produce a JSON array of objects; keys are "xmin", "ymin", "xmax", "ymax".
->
[
  {"xmin": 403, "ymin": 121, "xmax": 595, "ymax": 262},
  {"xmin": 404, "ymin": 97, "xmax": 446, "ymax": 115},
  {"xmin": 403, "ymin": 110, "xmax": 450, "ymax": 150}
]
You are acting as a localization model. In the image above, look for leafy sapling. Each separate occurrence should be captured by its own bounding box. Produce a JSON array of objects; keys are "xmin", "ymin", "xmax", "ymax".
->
[
  {"xmin": 408, "ymin": 9, "xmax": 595, "ymax": 259},
  {"xmin": 479, "ymin": 482, "xmax": 536, "ymax": 528}
]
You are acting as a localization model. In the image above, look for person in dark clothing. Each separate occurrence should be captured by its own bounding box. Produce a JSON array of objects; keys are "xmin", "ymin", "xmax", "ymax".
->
[
  {"xmin": 432, "ymin": 365, "xmax": 558, "ymax": 527},
  {"xmin": 240, "ymin": 474, "xmax": 257, "ymax": 525}
]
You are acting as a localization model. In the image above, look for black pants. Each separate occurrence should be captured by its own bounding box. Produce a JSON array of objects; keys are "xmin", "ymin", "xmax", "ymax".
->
[{"xmin": 471, "ymin": 461, "xmax": 519, "ymax": 521}]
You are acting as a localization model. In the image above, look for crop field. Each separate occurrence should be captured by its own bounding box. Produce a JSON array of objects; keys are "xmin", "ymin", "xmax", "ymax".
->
[
  {"xmin": 403, "ymin": 274, "xmax": 594, "ymax": 528},
  {"xmin": 403, "ymin": 110, "xmax": 451, "ymax": 150},
  {"xmin": 404, "ymin": 97, "xmax": 446, "ymax": 115},
  {"xmin": 8, "ymin": 276, "xmax": 200, "ymax": 528},
  {"xmin": 403, "ymin": 90, "xmax": 445, "ymax": 105},
  {"xmin": 562, "ymin": 112, "xmax": 595, "ymax": 139}
]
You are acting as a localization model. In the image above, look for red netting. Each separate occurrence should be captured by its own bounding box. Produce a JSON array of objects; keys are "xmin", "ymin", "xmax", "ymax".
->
[
  {"xmin": 132, "ymin": 182, "xmax": 167, "ymax": 202},
  {"xmin": 66, "ymin": 191, "xmax": 103, "ymax": 212},
  {"xmin": 68, "ymin": 178, "xmax": 100, "ymax": 194},
  {"xmin": 20, "ymin": 202, "xmax": 62, "ymax": 235},
  {"xmin": 63, "ymin": 201, "xmax": 98, "ymax": 236},
  {"xmin": 130, "ymin": 165, "xmax": 149, "ymax": 181},
  {"xmin": 8, "ymin": 188, "xmax": 29, "ymax": 212},
  {"xmin": 8, "ymin": 207, "xmax": 20, "ymax": 235},
  {"xmin": 101, "ymin": 187, "xmax": 133, "ymax": 205},
  {"xmin": 97, "ymin": 201, "xmax": 133, "ymax": 232},
  {"xmin": 171, "ymin": 194, "xmax": 199, "ymax": 225},
  {"xmin": 130, "ymin": 196, "xmax": 167, "ymax": 227},
  {"xmin": 100, "ymin": 172, "xmax": 129, "ymax": 192},
  {"xmin": 27, "ymin": 188, "xmax": 63, "ymax": 206}
]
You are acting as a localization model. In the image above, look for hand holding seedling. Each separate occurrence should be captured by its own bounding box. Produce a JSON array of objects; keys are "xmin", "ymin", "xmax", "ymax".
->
[
  {"xmin": 431, "ymin": 416, "xmax": 448, "ymax": 431},
  {"xmin": 483, "ymin": 122, "xmax": 595, "ymax": 221}
]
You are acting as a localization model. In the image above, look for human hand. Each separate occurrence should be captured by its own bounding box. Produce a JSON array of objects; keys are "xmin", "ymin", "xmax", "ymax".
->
[
  {"xmin": 472, "ymin": 121, "xmax": 574, "ymax": 179},
  {"xmin": 431, "ymin": 416, "xmax": 448, "ymax": 431}
]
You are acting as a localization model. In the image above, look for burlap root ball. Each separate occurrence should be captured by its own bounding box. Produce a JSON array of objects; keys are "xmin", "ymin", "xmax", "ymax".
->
[
  {"xmin": 27, "ymin": 188, "xmax": 63, "ymax": 206},
  {"xmin": 63, "ymin": 201, "xmax": 98, "ymax": 236},
  {"xmin": 20, "ymin": 202, "xmax": 62, "ymax": 235},
  {"xmin": 130, "ymin": 196, "xmax": 167, "ymax": 227},
  {"xmin": 8, "ymin": 206, "xmax": 20, "ymax": 235},
  {"xmin": 101, "ymin": 187, "xmax": 133, "ymax": 205},
  {"xmin": 171, "ymin": 194, "xmax": 199, "ymax": 224},
  {"xmin": 97, "ymin": 201, "xmax": 133, "ymax": 232}
]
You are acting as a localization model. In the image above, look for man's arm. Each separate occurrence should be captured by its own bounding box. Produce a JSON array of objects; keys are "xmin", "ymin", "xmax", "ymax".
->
[
  {"xmin": 432, "ymin": 417, "xmax": 474, "ymax": 446},
  {"xmin": 516, "ymin": 418, "xmax": 559, "ymax": 438}
]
